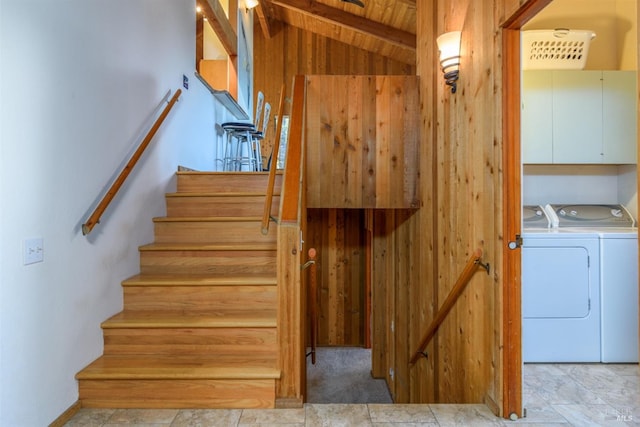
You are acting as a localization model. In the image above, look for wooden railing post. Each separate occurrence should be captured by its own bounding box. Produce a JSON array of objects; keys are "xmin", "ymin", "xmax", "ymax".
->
[
  {"xmin": 82, "ymin": 89, "xmax": 182, "ymax": 235},
  {"xmin": 305, "ymin": 248, "xmax": 318, "ymax": 364},
  {"xmin": 275, "ymin": 75, "xmax": 307, "ymax": 407}
]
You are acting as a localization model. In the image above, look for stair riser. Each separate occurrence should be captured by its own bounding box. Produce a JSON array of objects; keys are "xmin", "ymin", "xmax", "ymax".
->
[
  {"xmin": 139, "ymin": 250, "xmax": 277, "ymax": 275},
  {"xmin": 166, "ymin": 196, "xmax": 280, "ymax": 217},
  {"xmin": 177, "ymin": 172, "xmax": 281, "ymax": 193},
  {"xmin": 103, "ymin": 328, "xmax": 277, "ymax": 356},
  {"xmin": 123, "ymin": 286, "xmax": 276, "ymax": 311},
  {"xmin": 154, "ymin": 222, "xmax": 276, "ymax": 244},
  {"xmin": 79, "ymin": 379, "xmax": 275, "ymax": 409}
]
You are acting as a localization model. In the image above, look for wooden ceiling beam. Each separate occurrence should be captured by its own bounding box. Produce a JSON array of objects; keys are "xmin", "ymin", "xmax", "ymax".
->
[
  {"xmin": 255, "ymin": 2, "xmax": 275, "ymax": 39},
  {"xmin": 271, "ymin": 0, "xmax": 416, "ymax": 50},
  {"xmin": 198, "ymin": 0, "xmax": 238, "ymax": 56}
]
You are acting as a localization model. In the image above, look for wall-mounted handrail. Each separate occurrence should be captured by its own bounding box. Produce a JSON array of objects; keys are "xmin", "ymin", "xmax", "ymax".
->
[
  {"xmin": 82, "ymin": 89, "xmax": 182, "ymax": 235},
  {"xmin": 304, "ymin": 248, "xmax": 318, "ymax": 364},
  {"xmin": 261, "ymin": 83, "xmax": 286, "ymax": 235},
  {"xmin": 409, "ymin": 248, "xmax": 484, "ymax": 365}
]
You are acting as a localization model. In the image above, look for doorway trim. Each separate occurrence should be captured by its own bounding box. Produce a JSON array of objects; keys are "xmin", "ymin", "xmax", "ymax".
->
[{"xmin": 501, "ymin": 0, "xmax": 553, "ymax": 419}]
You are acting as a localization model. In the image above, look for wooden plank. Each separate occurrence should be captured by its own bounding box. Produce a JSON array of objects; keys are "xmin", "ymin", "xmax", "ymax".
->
[
  {"xmin": 306, "ymin": 209, "xmax": 366, "ymax": 347},
  {"xmin": 364, "ymin": 209, "xmax": 373, "ymax": 349},
  {"xmin": 346, "ymin": 76, "xmax": 364, "ymax": 207},
  {"xmin": 198, "ymin": 0, "xmax": 238, "ymax": 56},
  {"xmin": 370, "ymin": 210, "xmax": 387, "ymax": 377},
  {"xmin": 375, "ymin": 76, "xmax": 392, "ymax": 207},
  {"xmin": 254, "ymin": 25, "xmax": 416, "ymax": 178},
  {"xmin": 280, "ymin": 76, "xmax": 306, "ymax": 222},
  {"xmin": 79, "ymin": 379, "xmax": 275, "ymax": 409},
  {"xmin": 348, "ymin": 210, "xmax": 365, "ymax": 345},
  {"xmin": 271, "ymin": 0, "xmax": 416, "ymax": 51},
  {"xmin": 255, "ymin": 2, "xmax": 274, "ymax": 39},
  {"xmin": 498, "ymin": 0, "xmax": 553, "ymax": 417},
  {"xmin": 305, "ymin": 75, "xmax": 419, "ymax": 209},
  {"xmin": 199, "ymin": 59, "xmax": 229, "ymax": 91},
  {"xmin": 331, "ymin": 77, "xmax": 350, "ymax": 206},
  {"xmin": 362, "ymin": 77, "xmax": 378, "ymax": 206},
  {"xmin": 275, "ymin": 224, "xmax": 304, "ymax": 402},
  {"xmin": 327, "ymin": 209, "xmax": 339, "ymax": 344}
]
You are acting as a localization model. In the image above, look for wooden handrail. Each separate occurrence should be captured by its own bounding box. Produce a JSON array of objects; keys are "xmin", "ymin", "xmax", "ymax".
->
[
  {"xmin": 82, "ymin": 89, "xmax": 182, "ymax": 235},
  {"xmin": 409, "ymin": 248, "xmax": 484, "ymax": 365},
  {"xmin": 305, "ymin": 248, "xmax": 318, "ymax": 364},
  {"xmin": 261, "ymin": 83, "xmax": 286, "ymax": 234},
  {"xmin": 280, "ymin": 76, "xmax": 306, "ymax": 223}
]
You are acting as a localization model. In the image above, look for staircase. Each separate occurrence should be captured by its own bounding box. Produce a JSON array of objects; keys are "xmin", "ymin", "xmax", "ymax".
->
[{"xmin": 76, "ymin": 171, "xmax": 282, "ymax": 409}]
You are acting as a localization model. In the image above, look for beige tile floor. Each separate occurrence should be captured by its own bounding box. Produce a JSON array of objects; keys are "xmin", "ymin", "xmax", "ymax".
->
[{"xmin": 65, "ymin": 363, "xmax": 639, "ymax": 426}]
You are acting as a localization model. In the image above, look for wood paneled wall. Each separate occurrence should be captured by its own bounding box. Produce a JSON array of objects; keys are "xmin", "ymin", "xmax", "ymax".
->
[
  {"xmin": 409, "ymin": 0, "xmax": 525, "ymax": 414},
  {"xmin": 254, "ymin": 0, "xmax": 529, "ymax": 415},
  {"xmin": 254, "ymin": 25, "xmax": 415, "ymax": 162},
  {"xmin": 254, "ymin": 26, "xmax": 416, "ymax": 351},
  {"xmin": 306, "ymin": 209, "xmax": 366, "ymax": 346},
  {"xmin": 305, "ymin": 75, "xmax": 420, "ymax": 209}
]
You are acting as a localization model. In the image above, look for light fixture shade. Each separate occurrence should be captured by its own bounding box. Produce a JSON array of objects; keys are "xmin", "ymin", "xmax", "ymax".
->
[
  {"xmin": 436, "ymin": 31, "xmax": 461, "ymax": 72},
  {"xmin": 436, "ymin": 31, "xmax": 461, "ymax": 93},
  {"xmin": 245, "ymin": 0, "xmax": 259, "ymax": 9}
]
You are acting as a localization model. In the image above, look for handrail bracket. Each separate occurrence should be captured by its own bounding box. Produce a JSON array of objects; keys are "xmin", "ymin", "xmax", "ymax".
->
[
  {"xmin": 475, "ymin": 259, "xmax": 490, "ymax": 275},
  {"xmin": 301, "ymin": 259, "xmax": 316, "ymax": 270}
]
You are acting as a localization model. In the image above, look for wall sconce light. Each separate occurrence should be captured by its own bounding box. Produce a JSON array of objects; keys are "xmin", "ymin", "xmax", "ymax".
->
[
  {"xmin": 436, "ymin": 31, "xmax": 461, "ymax": 94},
  {"xmin": 245, "ymin": 0, "xmax": 259, "ymax": 11}
]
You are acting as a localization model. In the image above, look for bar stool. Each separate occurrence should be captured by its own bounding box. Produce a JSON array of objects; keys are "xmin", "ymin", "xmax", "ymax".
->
[
  {"xmin": 249, "ymin": 102, "xmax": 270, "ymax": 171},
  {"xmin": 221, "ymin": 92, "xmax": 264, "ymax": 171}
]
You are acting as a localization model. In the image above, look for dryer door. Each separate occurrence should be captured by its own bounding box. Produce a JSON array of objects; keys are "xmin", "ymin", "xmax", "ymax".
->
[{"xmin": 522, "ymin": 245, "xmax": 591, "ymax": 318}]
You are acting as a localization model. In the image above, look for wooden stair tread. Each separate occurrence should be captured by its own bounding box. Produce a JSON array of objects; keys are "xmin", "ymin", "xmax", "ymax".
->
[
  {"xmin": 139, "ymin": 242, "xmax": 276, "ymax": 251},
  {"xmin": 176, "ymin": 171, "xmax": 278, "ymax": 176},
  {"xmin": 122, "ymin": 274, "xmax": 277, "ymax": 287},
  {"xmin": 103, "ymin": 310, "xmax": 277, "ymax": 328},
  {"xmin": 153, "ymin": 216, "xmax": 263, "ymax": 222},
  {"xmin": 166, "ymin": 192, "xmax": 279, "ymax": 197},
  {"xmin": 77, "ymin": 355, "xmax": 280, "ymax": 380}
]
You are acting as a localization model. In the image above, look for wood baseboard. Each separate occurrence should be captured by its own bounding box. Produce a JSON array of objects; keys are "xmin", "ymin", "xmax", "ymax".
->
[
  {"xmin": 484, "ymin": 393, "xmax": 500, "ymax": 418},
  {"xmin": 49, "ymin": 400, "xmax": 81, "ymax": 427},
  {"xmin": 275, "ymin": 397, "xmax": 303, "ymax": 408}
]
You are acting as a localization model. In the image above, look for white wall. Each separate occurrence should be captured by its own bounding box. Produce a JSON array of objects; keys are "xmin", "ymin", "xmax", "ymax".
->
[
  {"xmin": 0, "ymin": 0, "xmax": 238, "ymax": 425},
  {"xmin": 523, "ymin": 164, "xmax": 638, "ymax": 220},
  {"xmin": 523, "ymin": 0, "xmax": 637, "ymax": 71}
]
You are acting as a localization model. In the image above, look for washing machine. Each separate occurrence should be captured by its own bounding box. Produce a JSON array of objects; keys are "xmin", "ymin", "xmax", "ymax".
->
[
  {"xmin": 548, "ymin": 204, "xmax": 638, "ymax": 363},
  {"xmin": 522, "ymin": 213, "xmax": 601, "ymax": 363}
]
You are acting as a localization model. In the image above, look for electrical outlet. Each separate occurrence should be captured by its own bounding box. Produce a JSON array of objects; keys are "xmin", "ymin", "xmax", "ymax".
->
[{"xmin": 23, "ymin": 238, "xmax": 43, "ymax": 265}]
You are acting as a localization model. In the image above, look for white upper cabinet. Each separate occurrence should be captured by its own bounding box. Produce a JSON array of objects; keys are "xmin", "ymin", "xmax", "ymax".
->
[
  {"xmin": 551, "ymin": 71, "xmax": 603, "ymax": 163},
  {"xmin": 522, "ymin": 70, "xmax": 637, "ymax": 164},
  {"xmin": 602, "ymin": 71, "xmax": 637, "ymax": 164},
  {"xmin": 522, "ymin": 71, "xmax": 553, "ymax": 163}
]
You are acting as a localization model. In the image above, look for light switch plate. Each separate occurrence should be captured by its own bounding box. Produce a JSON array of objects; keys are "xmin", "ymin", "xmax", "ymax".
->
[{"xmin": 23, "ymin": 238, "xmax": 43, "ymax": 265}]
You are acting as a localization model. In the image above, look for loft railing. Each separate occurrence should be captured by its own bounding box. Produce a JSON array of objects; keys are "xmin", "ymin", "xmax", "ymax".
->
[
  {"xmin": 275, "ymin": 75, "xmax": 307, "ymax": 404},
  {"xmin": 409, "ymin": 248, "xmax": 489, "ymax": 365},
  {"xmin": 82, "ymin": 89, "xmax": 182, "ymax": 235},
  {"xmin": 261, "ymin": 83, "xmax": 286, "ymax": 234}
]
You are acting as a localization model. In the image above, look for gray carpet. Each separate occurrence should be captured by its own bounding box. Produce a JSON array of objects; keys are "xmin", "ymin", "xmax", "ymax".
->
[{"xmin": 306, "ymin": 347, "xmax": 393, "ymax": 403}]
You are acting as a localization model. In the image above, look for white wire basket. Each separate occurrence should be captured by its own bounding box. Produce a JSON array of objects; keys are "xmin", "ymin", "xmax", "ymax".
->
[{"xmin": 522, "ymin": 29, "xmax": 596, "ymax": 70}]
